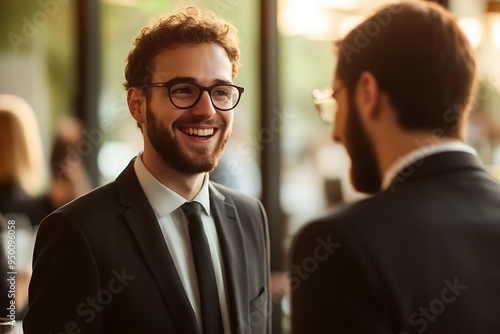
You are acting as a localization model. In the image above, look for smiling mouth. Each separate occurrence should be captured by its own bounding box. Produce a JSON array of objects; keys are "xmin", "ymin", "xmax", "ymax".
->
[{"xmin": 180, "ymin": 127, "xmax": 215, "ymax": 138}]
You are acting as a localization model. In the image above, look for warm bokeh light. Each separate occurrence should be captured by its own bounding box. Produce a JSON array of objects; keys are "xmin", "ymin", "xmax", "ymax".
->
[
  {"xmin": 278, "ymin": 0, "xmax": 414, "ymax": 39},
  {"xmin": 278, "ymin": 0, "xmax": 331, "ymax": 38},
  {"xmin": 338, "ymin": 15, "xmax": 363, "ymax": 38},
  {"xmin": 459, "ymin": 17, "xmax": 483, "ymax": 48},
  {"xmin": 492, "ymin": 16, "xmax": 500, "ymax": 48}
]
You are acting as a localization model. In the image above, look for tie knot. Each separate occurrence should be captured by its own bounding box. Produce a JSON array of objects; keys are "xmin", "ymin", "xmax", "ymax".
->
[{"xmin": 181, "ymin": 202, "xmax": 203, "ymax": 220}]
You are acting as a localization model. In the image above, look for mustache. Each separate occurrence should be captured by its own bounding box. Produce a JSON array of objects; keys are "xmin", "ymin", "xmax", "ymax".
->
[{"xmin": 174, "ymin": 116, "xmax": 225, "ymax": 128}]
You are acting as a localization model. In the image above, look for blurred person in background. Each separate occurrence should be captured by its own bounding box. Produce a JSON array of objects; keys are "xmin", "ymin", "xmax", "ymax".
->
[
  {"xmin": 38, "ymin": 117, "xmax": 92, "ymax": 215},
  {"xmin": 0, "ymin": 94, "xmax": 47, "ymax": 320},
  {"xmin": 0, "ymin": 94, "xmax": 46, "ymax": 226},
  {"xmin": 291, "ymin": 2, "xmax": 500, "ymax": 333}
]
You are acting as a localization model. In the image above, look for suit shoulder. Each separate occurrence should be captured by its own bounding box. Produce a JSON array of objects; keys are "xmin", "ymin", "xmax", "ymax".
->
[
  {"xmin": 303, "ymin": 194, "xmax": 377, "ymax": 225},
  {"xmin": 51, "ymin": 181, "xmax": 119, "ymax": 217},
  {"xmin": 295, "ymin": 193, "xmax": 389, "ymax": 242}
]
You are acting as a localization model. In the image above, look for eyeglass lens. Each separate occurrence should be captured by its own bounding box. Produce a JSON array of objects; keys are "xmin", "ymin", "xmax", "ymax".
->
[
  {"xmin": 170, "ymin": 82, "xmax": 240, "ymax": 110},
  {"xmin": 313, "ymin": 89, "xmax": 337, "ymax": 123}
]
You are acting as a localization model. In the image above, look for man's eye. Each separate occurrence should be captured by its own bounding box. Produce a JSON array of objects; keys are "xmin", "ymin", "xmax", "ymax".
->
[
  {"xmin": 212, "ymin": 87, "xmax": 231, "ymax": 98},
  {"xmin": 171, "ymin": 85, "xmax": 197, "ymax": 95}
]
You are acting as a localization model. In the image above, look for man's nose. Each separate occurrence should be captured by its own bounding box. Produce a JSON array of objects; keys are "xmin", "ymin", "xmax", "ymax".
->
[{"xmin": 191, "ymin": 91, "xmax": 216, "ymax": 118}]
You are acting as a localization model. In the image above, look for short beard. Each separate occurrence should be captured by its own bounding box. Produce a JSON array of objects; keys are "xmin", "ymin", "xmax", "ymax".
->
[
  {"xmin": 344, "ymin": 91, "xmax": 382, "ymax": 194},
  {"xmin": 145, "ymin": 101, "xmax": 231, "ymax": 175}
]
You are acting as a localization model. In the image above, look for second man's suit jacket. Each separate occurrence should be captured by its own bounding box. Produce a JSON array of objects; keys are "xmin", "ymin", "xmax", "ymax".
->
[
  {"xmin": 291, "ymin": 151, "xmax": 500, "ymax": 333},
  {"xmin": 24, "ymin": 159, "xmax": 271, "ymax": 334}
]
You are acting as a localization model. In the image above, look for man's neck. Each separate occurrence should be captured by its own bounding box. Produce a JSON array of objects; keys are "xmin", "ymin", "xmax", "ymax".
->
[
  {"xmin": 141, "ymin": 150, "xmax": 206, "ymax": 201},
  {"xmin": 378, "ymin": 134, "xmax": 470, "ymax": 191},
  {"xmin": 376, "ymin": 131, "xmax": 460, "ymax": 178}
]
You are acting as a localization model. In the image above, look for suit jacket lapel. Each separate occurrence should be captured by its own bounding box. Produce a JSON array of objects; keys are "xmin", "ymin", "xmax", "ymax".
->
[
  {"xmin": 116, "ymin": 160, "xmax": 199, "ymax": 334},
  {"xmin": 209, "ymin": 184, "xmax": 250, "ymax": 333}
]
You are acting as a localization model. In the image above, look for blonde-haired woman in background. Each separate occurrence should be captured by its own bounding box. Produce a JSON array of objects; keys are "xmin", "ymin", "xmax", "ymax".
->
[
  {"xmin": 0, "ymin": 94, "xmax": 47, "ymax": 226},
  {"xmin": 0, "ymin": 94, "xmax": 47, "ymax": 320}
]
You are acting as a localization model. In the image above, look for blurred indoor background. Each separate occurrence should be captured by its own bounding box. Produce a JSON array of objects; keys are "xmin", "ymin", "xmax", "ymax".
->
[{"xmin": 1, "ymin": 0, "xmax": 500, "ymax": 332}]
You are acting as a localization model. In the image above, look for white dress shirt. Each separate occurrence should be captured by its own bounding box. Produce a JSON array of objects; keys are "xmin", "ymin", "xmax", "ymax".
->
[
  {"xmin": 134, "ymin": 154, "xmax": 230, "ymax": 333},
  {"xmin": 381, "ymin": 141, "xmax": 477, "ymax": 191}
]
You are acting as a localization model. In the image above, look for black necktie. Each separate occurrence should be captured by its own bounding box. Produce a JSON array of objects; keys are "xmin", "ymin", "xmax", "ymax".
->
[{"xmin": 181, "ymin": 202, "xmax": 224, "ymax": 334}]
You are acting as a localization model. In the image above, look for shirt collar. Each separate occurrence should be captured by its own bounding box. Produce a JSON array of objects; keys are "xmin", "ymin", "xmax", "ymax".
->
[
  {"xmin": 381, "ymin": 141, "xmax": 477, "ymax": 191},
  {"xmin": 134, "ymin": 153, "xmax": 211, "ymax": 218}
]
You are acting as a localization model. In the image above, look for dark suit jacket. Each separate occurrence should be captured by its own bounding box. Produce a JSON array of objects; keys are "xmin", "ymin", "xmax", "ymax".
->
[
  {"xmin": 24, "ymin": 160, "xmax": 271, "ymax": 334},
  {"xmin": 291, "ymin": 151, "xmax": 500, "ymax": 333},
  {"xmin": 0, "ymin": 182, "xmax": 47, "ymax": 226}
]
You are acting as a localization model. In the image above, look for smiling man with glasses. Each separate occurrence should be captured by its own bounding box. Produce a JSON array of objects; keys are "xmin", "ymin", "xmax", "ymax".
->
[
  {"xmin": 25, "ymin": 7, "xmax": 271, "ymax": 334},
  {"xmin": 292, "ymin": 2, "xmax": 500, "ymax": 334}
]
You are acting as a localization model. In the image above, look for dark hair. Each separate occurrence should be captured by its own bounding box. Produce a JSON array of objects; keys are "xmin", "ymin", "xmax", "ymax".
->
[
  {"xmin": 335, "ymin": 2, "xmax": 476, "ymax": 138},
  {"xmin": 124, "ymin": 6, "xmax": 240, "ymax": 90}
]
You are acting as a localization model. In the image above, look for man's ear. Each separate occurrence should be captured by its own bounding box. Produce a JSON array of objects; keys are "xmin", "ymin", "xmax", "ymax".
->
[
  {"xmin": 355, "ymin": 71, "xmax": 381, "ymax": 123},
  {"xmin": 127, "ymin": 87, "xmax": 147, "ymax": 125}
]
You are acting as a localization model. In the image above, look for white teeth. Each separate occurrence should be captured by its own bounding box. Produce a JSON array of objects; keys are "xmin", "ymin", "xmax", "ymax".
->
[{"xmin": 182, "ymin": 128, "xmax": 214, "ymax": 137}]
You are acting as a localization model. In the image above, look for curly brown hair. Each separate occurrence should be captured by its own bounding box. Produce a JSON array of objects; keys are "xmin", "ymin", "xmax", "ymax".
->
[{"xmin": 124, "ymin": 6, "xmax": 240, "ymax": 90}]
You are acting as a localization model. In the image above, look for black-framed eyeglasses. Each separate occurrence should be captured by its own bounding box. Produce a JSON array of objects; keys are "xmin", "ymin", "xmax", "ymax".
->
[
  {"xmin": 312, "ymin": 85, "xmax": 347, "ymax": 124},
  {"xmin": 139, "ymin": 80, "xmax": 245, "ymax": 111}
]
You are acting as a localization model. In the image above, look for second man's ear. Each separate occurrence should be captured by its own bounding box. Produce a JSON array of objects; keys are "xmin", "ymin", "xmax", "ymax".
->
[{"xmin": 355, "ymin": 71, "xmax": 381, "ymax": 122}]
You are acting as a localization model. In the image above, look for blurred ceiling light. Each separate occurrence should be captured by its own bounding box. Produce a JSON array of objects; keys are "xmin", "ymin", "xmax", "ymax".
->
[
  {"xmin": 458, "ymin": 18, "xmax": 482, "ymax": 49},
  {"xmin": 278, "ymin": 0, "xmax": 392, "ymax": 39},
  {"xmin": 492, "ymin": 19, "xmax": 500, "ymax": 48},
  {"xmin": 315, "ymin": 0, "xmax": 361, "ymax": 11},
  {"xmin": 278, "ymin": 0, "xmax": 331, "ymax": 38},
  {"xmin": 487, "ymin": 1, "xmax": 500, "ymax": 49},
  {"xmin": 339, "ymin": 15, "xmax": 363, "ymax": 38},
  {"xmin": 474, "ymin": 2, "xmax": 500, "ymax": 85},
  {"xmin": 101, "ymin": 0, "xmax": 141, "ymax": 6}
]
